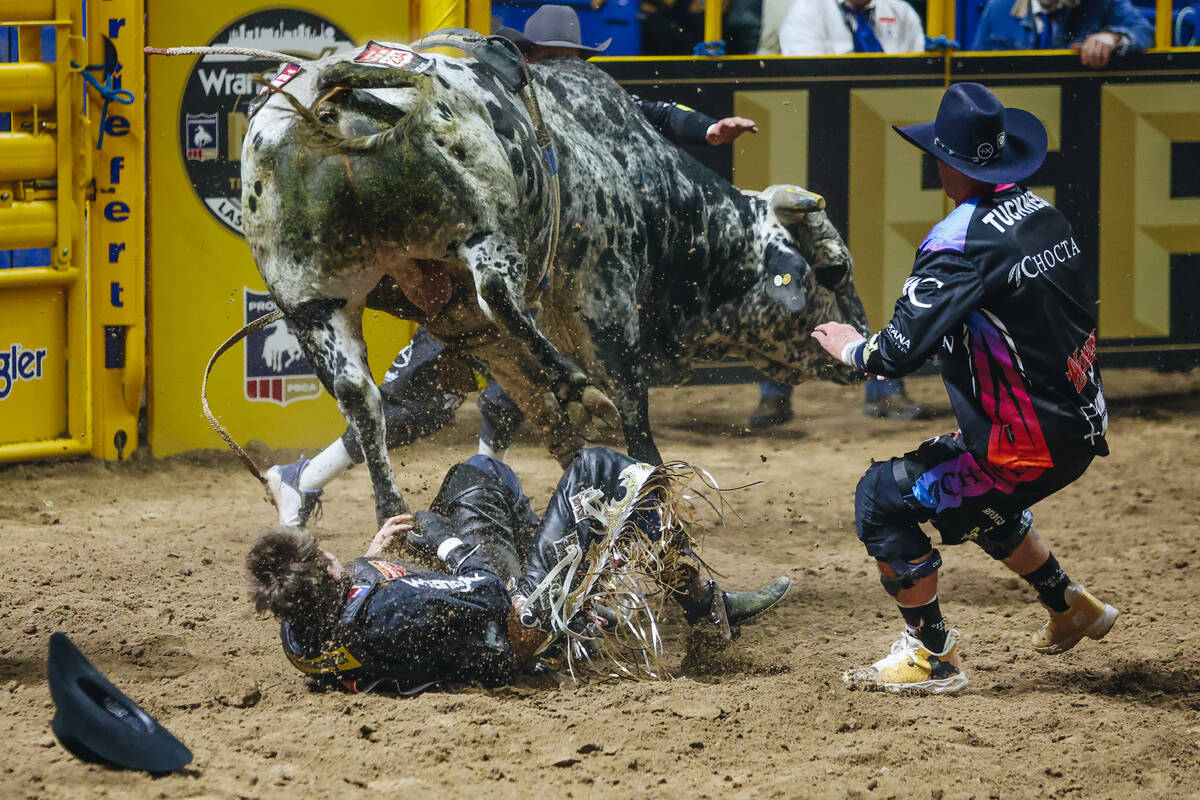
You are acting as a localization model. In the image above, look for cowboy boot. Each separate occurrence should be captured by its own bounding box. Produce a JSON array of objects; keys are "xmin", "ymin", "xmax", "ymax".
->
[{"xmin": 670, "ymin": 561, "xmax": 793, "ymax": 639}]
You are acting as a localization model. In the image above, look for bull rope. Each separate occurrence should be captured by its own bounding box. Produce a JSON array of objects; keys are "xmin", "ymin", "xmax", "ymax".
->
[
  {"xmin": 410, "ymin": 30, "xmax": 561, "ymax": 299},
  {"xmin": 199, "ymin": 310, "xmax": 285, "ymax": 487},
  {"xmin": 144, "ymin": 45, "xmax": 297, "ymax": 63}
]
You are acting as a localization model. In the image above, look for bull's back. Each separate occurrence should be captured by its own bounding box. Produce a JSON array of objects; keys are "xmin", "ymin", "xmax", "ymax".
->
[{"xmin": 533, "ymin": 61, "xmax": 760, "ymax": 333}]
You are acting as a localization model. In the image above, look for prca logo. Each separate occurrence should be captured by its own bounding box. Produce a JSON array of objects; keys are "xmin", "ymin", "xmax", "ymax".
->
[{"xmin": 244, "ymin": 288, "xmax": 322, "ymax": 406}]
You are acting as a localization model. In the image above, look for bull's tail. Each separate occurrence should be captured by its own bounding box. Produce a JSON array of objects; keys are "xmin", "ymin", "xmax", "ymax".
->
[{"xmin": 261, "ymin": 65, "xmax": 433, "ymax": 156}]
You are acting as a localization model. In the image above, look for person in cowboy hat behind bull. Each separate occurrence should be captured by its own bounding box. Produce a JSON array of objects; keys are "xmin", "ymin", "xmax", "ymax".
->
[{"xmin": 812, "ymin": 83, "xmax": 1117, "ymax": 693}]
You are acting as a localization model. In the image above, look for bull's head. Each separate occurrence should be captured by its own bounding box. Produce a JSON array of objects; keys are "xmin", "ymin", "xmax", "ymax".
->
[{"xmin": 696, "ymin": 188, "xmax": 873, "ymax": 388}]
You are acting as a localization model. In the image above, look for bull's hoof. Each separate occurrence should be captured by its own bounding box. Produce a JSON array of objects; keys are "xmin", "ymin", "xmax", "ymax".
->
[
  {"xmin": 581, "ymin": 386, "xmax": 621, "ymax": 431},
  {"xmin": 565, "ymin": 401, "xmax": 599, "ymax": 441},
  {"xmin": 375, "ymin": 492, "xmax": 410, "ymax": 526}
]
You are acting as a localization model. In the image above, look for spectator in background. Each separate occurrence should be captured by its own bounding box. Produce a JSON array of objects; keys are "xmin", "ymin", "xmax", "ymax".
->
[
  {"xmin": 970, "ymin": 0, "xmax": 1153, "ymax": 67},
  {"xmin": 758, "ymin": 0, "xmax": 796, "ymax": 52},
  {"xmin": 725, "ymin": 0, "xmax": 765, "ymax": 53},
  {"xmin": 779, "ymin": 0, "xmax": 927, "ymax": 55},
  {"xmin": 640, "ymin": 0, "xmax": 705, "ymax": 54}
]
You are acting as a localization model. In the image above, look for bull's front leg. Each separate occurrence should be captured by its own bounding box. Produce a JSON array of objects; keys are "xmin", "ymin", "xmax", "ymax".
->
[
  {"xmin": 286, "ymin": 298, "xmax": 409, "ymax": 523},
  {"xmin": 461, "ymin": 234, "xmax": 619, "ymax": 464}
]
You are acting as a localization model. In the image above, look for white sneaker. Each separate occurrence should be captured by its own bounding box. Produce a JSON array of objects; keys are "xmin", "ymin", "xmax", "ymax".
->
[
  {"xmin": 844, "ymin": 629, "xmax": 968, "ymax": 694},
  {"xmin": 265, "ymin": 457, "xmax": 322, "ymax": 527}
]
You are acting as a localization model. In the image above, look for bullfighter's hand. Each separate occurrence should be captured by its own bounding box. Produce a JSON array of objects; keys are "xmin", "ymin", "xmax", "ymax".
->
[
  {"xmin": 812, "ymin": 321, "xmax": 866, "ymax": 364},
  {"xmin": 1072, "ymin": 31, "xmax": 1121, "ymax": 69},
  {"xmin": 706, "ymin": 117, "xmax": 759, "ymax": 145},
  {"xmin": 366, "ymin": 514, "xmax": 414, "ymax": 556}
]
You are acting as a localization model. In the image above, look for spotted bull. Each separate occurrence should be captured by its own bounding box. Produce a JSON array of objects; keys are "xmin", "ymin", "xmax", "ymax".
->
[{"xmin": 241, "ymin": 42, "xmax": 868, "ymax": 523}]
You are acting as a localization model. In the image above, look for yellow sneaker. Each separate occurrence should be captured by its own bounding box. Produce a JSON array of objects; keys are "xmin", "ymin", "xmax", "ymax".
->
[
  {"xmin": 1032, "ymin": 582, "xmax": 1118, "ymax": 655},
  {"xmin": 844, "ymin": 630, "xmax": 967, "ymax": 694}
]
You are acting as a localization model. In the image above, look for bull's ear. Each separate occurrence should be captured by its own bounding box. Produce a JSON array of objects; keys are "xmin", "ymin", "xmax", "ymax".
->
[{"xmin": 316, "ymin": 61, "xmax": 432, "ymax": 93}]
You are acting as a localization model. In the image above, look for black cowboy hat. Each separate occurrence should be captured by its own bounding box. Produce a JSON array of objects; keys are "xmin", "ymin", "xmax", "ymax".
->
[
  {"xmin": 521, "ymin": 5, "xmax": 611, "ymax": 56},
  {"xmin": 47, "ymin": 632, "xmax": 193, "ymax": 773},
  {"xmin": 893, "ymin": 83, "xmax": 1048, "ymax": 184}
]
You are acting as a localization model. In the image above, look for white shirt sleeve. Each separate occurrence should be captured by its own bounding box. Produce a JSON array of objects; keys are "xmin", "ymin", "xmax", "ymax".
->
[
  {"xmin": 758, "ymin": 0, "xmax": 796, "ymax": 54},
  {"xmin": 780, "ymin": 0, "xmax": 838, "ymax": 55},
  {"xmin": 892, "ymin": 0, "xmax": 928, "ymax": 53}
]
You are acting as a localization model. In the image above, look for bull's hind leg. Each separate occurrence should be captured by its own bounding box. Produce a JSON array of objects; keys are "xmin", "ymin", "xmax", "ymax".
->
[
  {"xmin": 610, "ymin": 360, "xmax": 661, "ymax": 465},
  {"xmin": 284, "ymin": 297, "xmax": 409, "ymax": 523},
  {"xmin": 614, "ymin": 371, "xmax": 662, "ymax": 465},
  {"xmin": 461, "ymin": 234, "xmax": 619, "ymax": 463}
]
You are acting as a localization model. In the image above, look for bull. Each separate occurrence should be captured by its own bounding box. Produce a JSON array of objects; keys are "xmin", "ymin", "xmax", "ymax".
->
[{"xmin": 241, "ymin": 41, "xmax": 868, "ymax": 524}]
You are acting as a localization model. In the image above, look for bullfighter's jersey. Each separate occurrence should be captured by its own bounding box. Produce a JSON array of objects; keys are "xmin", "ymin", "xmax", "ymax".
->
[
  {"xmin": 280, "ymin": 556, "xmax": 514, "ymax": 693},
  {"xmin": 850, "ymin": 183, "xmax": 1108, "ymax": 469}
]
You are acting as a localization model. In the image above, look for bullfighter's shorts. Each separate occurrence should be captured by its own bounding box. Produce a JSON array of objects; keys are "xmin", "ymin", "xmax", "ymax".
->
[{"xmin": 854, "ymin": 432, "xmax": 1092, "ymax": 563}]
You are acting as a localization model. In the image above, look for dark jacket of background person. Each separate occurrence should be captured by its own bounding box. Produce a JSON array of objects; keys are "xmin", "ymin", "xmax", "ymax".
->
[{"xmin": 970, "ymin": 0, "xmax": 1153, "ymax": 52}]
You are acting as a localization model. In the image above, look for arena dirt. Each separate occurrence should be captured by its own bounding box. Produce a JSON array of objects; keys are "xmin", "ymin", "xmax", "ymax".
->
[{"xmin": 2, "ymin": 369, "xmax": 1198, "ymax": 799}]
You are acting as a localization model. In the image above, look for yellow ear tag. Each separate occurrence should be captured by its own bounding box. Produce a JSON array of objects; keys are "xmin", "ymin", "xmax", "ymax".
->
[{"xmin": 782, "ymin": 273, "xmax": 792, "ymax": 286}]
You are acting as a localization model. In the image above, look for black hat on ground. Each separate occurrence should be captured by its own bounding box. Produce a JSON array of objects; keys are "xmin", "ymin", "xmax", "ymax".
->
[
  {"xmin": 521, "ymin": 5, "xmax": 611, "ymax": 56},
  {"xmin": 892, "ymin": 83, "xmax": 1048, "ymax": 184},
  {"xmin": 47, "ymin": 632, "xmax": 193, "ymax": 773}
]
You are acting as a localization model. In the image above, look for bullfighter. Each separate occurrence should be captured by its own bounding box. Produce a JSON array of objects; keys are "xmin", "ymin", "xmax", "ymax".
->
[{"xmin": 812, "ymin": 83, "xmax": 1117, "ymax": 694}]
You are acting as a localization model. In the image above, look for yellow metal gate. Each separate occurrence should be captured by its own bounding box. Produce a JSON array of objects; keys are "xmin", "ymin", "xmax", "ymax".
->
[{"xmin": 0, "ymin": 0, "xmax": 143, "ymax": 462}]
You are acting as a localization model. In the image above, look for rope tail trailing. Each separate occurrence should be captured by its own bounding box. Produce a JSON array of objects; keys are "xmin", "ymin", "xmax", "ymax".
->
[
  {"xmin": 200, "ymin": 310, "xmax": 285, "ymax": 488},
  {"xmin": 144, "ymin": 45, "xmax": 298, "ymax": 62},
  {"xmin": 256, "ymin": 71, "xmax": 435, "ymax": 156}
]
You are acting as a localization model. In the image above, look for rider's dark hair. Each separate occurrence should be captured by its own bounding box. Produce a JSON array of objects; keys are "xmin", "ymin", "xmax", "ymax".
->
[{"xmin": 246, "ymin": 527, "xmax": 339, "ymax": 621}]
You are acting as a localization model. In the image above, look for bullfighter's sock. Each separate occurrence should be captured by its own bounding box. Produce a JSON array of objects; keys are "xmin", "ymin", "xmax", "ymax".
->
[
  {"xmin": 1022, "ymin": 553, "xmax": 1071, "ymax": 612},
  {"xmin": 898, "ymin": 597, "xmax": 949, "ymax": 654},
  {"xmin": 299, "ymin": 439, "xmax": 354, "ymax": 492}
]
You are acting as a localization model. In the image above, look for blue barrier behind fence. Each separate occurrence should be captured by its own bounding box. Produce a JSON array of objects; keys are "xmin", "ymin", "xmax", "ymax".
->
[
  {"xmin": 491, "ymin": 0, "xmax": 642, "ymax": 56},
  {"xmin": 0, "ymin": 25, "xmax": 56, "ymax": 269}
]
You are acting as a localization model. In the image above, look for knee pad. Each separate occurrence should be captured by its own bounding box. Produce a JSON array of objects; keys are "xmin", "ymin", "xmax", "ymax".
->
[
  {"xmin": 854, "ymin": 460, "xmax": 904, "ymax": 529},
  {"xmin": 974, "ymin": 510, "xmax": 1034, "ymax": 560},
  {"xmin": 855, "ymin": 459, "xmax": 931, "ymax": 563},
  {"xmin": 879, "ymin": 549, "xmax": 943, "ymax": 596}
]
